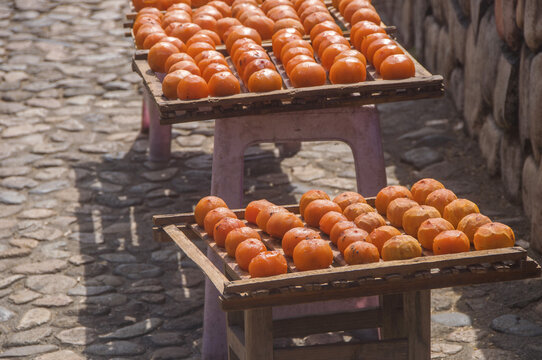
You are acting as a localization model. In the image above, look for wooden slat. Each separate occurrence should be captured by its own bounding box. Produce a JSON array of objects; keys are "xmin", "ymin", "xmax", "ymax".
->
[
  {"xmin": 274, "ymin": 338, "xmax": 409, "ymax": 360},
  {"xmin": 245, "ymin": 308, "xmax": 273, "ymax": 360},
  {"xmin": 380, "ymin": 294, "xmax": 406, "ymax": 339},
  {"xmin": 162, "ymin": 224, "xmax": 229, "ymax": 294},
  {"xmin": 272, "ymin": 308, "xmax": 382, "ymax": 338},
  {"xmin": 220, "ymin": 263, "xmax": 540, "ymax": 310},
  {"xmin": 404, "ymin": 290, "xmax": 431, "ymax": 360},
  {"xmin": 223, "ymin": 247, "xmax": 528, "ymax": 295},
  {"xmin": 227, "ymin": 324, "xmax": 246, "ymax": 360}
]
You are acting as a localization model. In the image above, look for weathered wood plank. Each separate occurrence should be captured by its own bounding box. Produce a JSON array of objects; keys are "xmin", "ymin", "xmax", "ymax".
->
[
  {"xmin": 245, "ymin": 308, "xmax": 273, "ymax": 360},
  {"xmin": 404, "ymin": 290, "xmax": 431, "ymax": 360},
  {"xmin": 274, "ymin": 339, "xmax": 409, "ymax": 360}
]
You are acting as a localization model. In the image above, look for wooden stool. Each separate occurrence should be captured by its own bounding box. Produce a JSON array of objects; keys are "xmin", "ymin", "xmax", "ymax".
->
[{"xmin": 203, "ymin": 105, "xmax": 387, "ymax": 360}]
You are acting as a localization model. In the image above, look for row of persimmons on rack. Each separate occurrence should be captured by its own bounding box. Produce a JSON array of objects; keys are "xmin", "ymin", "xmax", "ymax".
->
[
  {"xmin": 132, "ymin": 0, "xmax": 416, "ymax": 100},
  {"xmin": 193, "ymin": 178, "xmax": 515, "ymax": 278}
]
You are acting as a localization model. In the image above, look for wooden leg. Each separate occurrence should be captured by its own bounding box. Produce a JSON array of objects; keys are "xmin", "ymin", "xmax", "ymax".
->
[
  {"xmin": 380, "ymin": 294, "xmax": 406, "ymax": 339},
  {"xmin": 244, "ymin": 308, "xmax": 273, "ymax": 360},
  {"xmin": 227, "ymin": 311, "xmax": 245, "ymax": 360},
  {"xmin": 403, "ymin": 290, "xmax": 431, "ymax": 360}
]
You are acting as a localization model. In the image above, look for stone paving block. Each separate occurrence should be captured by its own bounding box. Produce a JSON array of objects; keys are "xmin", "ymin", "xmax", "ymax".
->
[
  {"xmin": 493, "ymin": 53, "xmax": 519, "ymax": 131},
  {"xmin": 495, "ymin": 0, "xmax": 522, "ymax": 51},
  {"xmin": 523, "ymin": 0, "xmax": 542, "ymax": 51}
]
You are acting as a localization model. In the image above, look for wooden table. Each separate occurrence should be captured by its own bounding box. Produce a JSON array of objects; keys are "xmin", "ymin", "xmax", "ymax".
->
[{"xmin": 152, "ymin": 203, "xmax": 541, "ymax": 360}]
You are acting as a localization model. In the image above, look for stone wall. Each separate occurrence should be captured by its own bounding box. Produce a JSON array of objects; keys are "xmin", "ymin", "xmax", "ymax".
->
[{"xmin": 373, "ymin": 0, "xmax": 542, "ymax": 251}]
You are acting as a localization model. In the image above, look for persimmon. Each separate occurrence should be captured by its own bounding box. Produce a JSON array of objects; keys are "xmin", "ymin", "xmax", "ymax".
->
[
  {"xmin": 372, "ymin": 45, "xmax": 404, "ymax": 72},
  {"xmin": 457, "ymin": 213, "xmax": 492, "ymax": 243},
  {"xmin": 333, "ymin": 49, "xmax": 367, "ymax": 67},
  {"xmin": 193, "ymin": 0, "xmax": 211, "ymax": 6},
  {"xmin": 169, "ymin": 60, "xmax": 201, "ymax": 75},
  {"xmin": 330, "ymin": 57, "xmax": 366, "ymax": 84},
  {"xmin": 213, "ymin": 217, "xmax": 246, "ymax": 246},
  {"xmin": 202, "ymin": 63, "xmax": 231, "ymax": 82},
  {"xmin": 354, "ymin": 212, "xmax": 386, "ymax": 234},
  {"xmin": 266, "ymin": 211, "xmax": 304, "ymax": 238},
  {"xmin": 317, "ymin": 35, "xmax": 350, "ymax": 58},
  {"xmin": 443, "ymin": 199, "xmax": 480, "ymax": 228},
  {"xmin": 177, "ymin": 74, "xmax": 209, "ymax": 100},
  {"xmin": 473, "ymin": 222, "xmax": 515, "ymax": 250},
  {"xmin": 293, "ymin": 239, "xmax": 333, "ymax": 271},
  {"xmin": 244, "ymin": 15, "xmax": 275, "ymax": 40},
  {"xmin": 209, "ymin": 0, "xmax": 232, "ymax": 17},
  {"xmin": 197, "ymin": 29, "xmax": 222, "ymax": 45},
  {"xmin": 366, "ymin": 38, "xmax": 395, "ymax": 62},
  {"xmin": 299, "ymin": 190, "xmax": 330, "ymax": 217},
  {"xmin": 297, "ymin": 0, "xmax": 326, "ymax": 16},
  {"xmin": 186, "ymin": 42, "xmax": 215, "ymax": 58},
  {"xmin": 360, "ymin": 32, "xmax": 389, "ymax": 55},
  {"xmin": 282, "ymin": 227, "xmax": 321, "ymax": 257},
  {"xmin": 148, "ymin": 41, "xmax": 180, "ymax": 73},
  {"xmin": 338, "ymin": 0, "xmax": 374, "ymax": 15},
  {"xmin": 248, "ymin": 69, "xmax": 283, "ymax": 92},
  {"xmin": 170, "ymin": 22, "xmax": 202, "ymax": 42},
  {"xmin": 319, "ymin": 211, "xmax": 348, "ymax": 235},
  {"xmin": 235, "ymin": 238, "xmax": 267, "ymax": 270},
  {"xmin": 194, "ymin": 195, "xmax": 228, "ymax": 226},
  {"xmin": 330, "ymin": 220, "xmax": 356, "ymax": 245},
  {"xmin": 433, "ymin": 230, "xmax": 470, "ymax": 255},
  {"xmin": 332, "ymin": 192, "xmax": 366, "ymax": 211},
  {"xmin": 165, "ymin": 53, "xmax": 195, "ymax": 72},
  {"xmin": 195, "ymin": 5, "xmax": 223, "ymax": 20},
  {"xmin": 236, "ymin": 49, "xmax": 269, "ymax": 72},
  {"xmin": 282, "ymin": 47, "xmax": 314, "ymax": 66},
  {"xmin": 417, "ymin": 218, "xmax": 454, "ymax": 250},
  {"xmin": 379, "ymin": 54, "xmax": 415, "ymax": 80},
  {"xmin": 343, "ymin": 202, "xmax": 375, "ymax": 221},
  {"xmin": 290, "ymin": 62, "xmax": 326, "ymax": 88},
  {"xmin": 203, "ymin": 207, "xmax": 237, "ymax": 236},
  {"xmin": 285, "ymin": 55, "xmax": 315, "ymax": 76},
  {"xmin": 244, "ymin": 199, "xmax": 274, "ymax": 224},
  {"xmin": 303, "ymin": 11, "xmax": 334, "ymax": 34},
  {"xmin": 299, "ymin": 5, "xmax": 329, "ymax": 24},
  {"xmin": 208, "ymin": 71, "xmax": 241, "ymax": 97},
  {"xmin": 142, "ymin": 32, "xmax": 168, "ymax": 50},
  {"xmin": 351, "ymin": 8, "xmax": 381, "ymax": 26},
  {"xmin": 303, "ymin": 199, "xmax": 342, "ymax": 227},
  {"xmin": 167, "ymin": 2, "xmax": 192, "ymax": 12},
  {"xmin": 337, "ymin": 227, "xmax": 368, "ymax": 254},
  {"xmin": 310, "ymin": 20, "xmax": 343, "ymax": 40},
  {"xmin": 375, "ymin": 185, "xmax": 412, "ymax": 215},
  {"xmin": 272, "ymin": 32, "xmax": 303, "ymax": 58},
  {"xmin": 194, "ymin": 49, "xmax": 225, "ymax": 63},
  {"xmin": 350, "ymin": 21, "xmax": 385, "ymax": 51},
  {"xmin": 273, "ymin": 18, "xmax": 305, "ymax": 35},
  {"xmin": 133, "ymin": 16, "xmax": 162, "ymax": 36},
  {"xmin": 381, "ymin": 235, "xmax": 422, "ymax": 261},
  {"xmin": 226, "ymin": 27, "xmax": 262, "ymax": 51},
  {"xmin": 186, "ymin": 33, "xmax": 215, "ymax": 48},
  {"xmin": 344, "ymin": 241, "xmax": 380, "ymax": 265},
  {"xmin": 272, "ymin": 27, "xmax": 303, "ymax": 42},
  {"xmin": 261, "ymin": 0, "xmax": 293, "ymax": 13},
  {"xmin": 243, "ymin": 58, "xmax": 276, "ymax": 82},
  {"xmin": 280, "ymin": 40, "xmax": 314, "ymax": 61},
  {"xmin": 198, "ymin": 57, "xmax": 229, "ymax": 73},
  {"xmin": 249, "ymin": 251, "xmax": 288, "ymax": 277},
  {"xmin": 294, "ymin": 0, "xmax": 324, "ymax": 10},
  {"xmin": 193, "ymin": 14, "xmax": 218, "ymax": 32},
  {"xmin": 225, "ymin": 227, "xmax": 261, "ymax": 257},
  {"xmin": 425, "ymin": 189, "xmax": 457, "ymax": 216},
  {"xmin": 256, "ymin": 205, "xmax": 288, "ymax": 232},
  {"xmin": 268, "ymin": 6, "xmax": 299, "ymax": 22},
  {"xmin": 238, "ymin": 9, "xmax": 266, "ymax": 24},
  {"xmin": 410, "ymin": 178, "xmax": 445, "ymax": 205},
  {"xmin": 159, "ymin": 36, "xmax": 187, "ymax": 53},
  {"xmin": 312, "ymin": 30, "xmax": 341, "ymax": 54},
  {"xmin": 162, "ymin": 69, "xmax": 191, "ymax": 99},
  {"xmin": 386, "ymin": 198, "xmax": 419, "ymax": 228},
  {"xmin": 136, "ymin": 23, "xmax": 165, "ymax": 49},
  {"xmin": 321, "ymin": 43, "xmax": 351, "ymax": 70},
  {"xmin": 367, "ymin": 225, "xmax": 401, "ymax": 254},
  {"xmin": 162, "ymin": 12, "xmax": 191, "ymax": 29},
  {"xmin": 343, "ymin": 0, "xmax": 374, "ymax": 22},
  {"xmin": 232, "ymin": 2, "xmax": 258, "ymax": 18},
  {"xmin": 216, "ymin": 17, "xmax": 242, "ymax": 40},
  {"xmin": 136, "ymin": 7, "xmax": 163, "ymax": 21},
  {"xmin": 402, "ymin": 205, "xmax": 441, "ymax": 237}
]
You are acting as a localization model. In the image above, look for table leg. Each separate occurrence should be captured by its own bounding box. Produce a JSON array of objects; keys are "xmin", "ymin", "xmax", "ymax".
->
[
  {"xmin": 147, "ymin": 90, "xmax": 171, "ymax": 162},
  {"xmin": 380, "ymin": 293, "xmax": 406, "ymax": 339},
  {"xmin": 140, "ymin": 88, "xmax": 150, "ymax": 134},
  {"xmin": 404, "ymin": 290, "xmax": 431, "ymax": 360},
  {"xmin": 245, "ymin": 307, "xmax": 273, "ymax": 360}
]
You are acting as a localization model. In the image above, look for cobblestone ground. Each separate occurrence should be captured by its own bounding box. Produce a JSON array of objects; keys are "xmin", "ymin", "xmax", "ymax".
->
[{"xmin": 0, "ymin": 0, "xmax": 541, "ymax": 359}]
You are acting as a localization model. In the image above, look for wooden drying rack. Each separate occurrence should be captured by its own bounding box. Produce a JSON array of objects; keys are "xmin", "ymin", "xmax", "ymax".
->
[
  {"xmin": 152, "ymin": 199, "xmax": 540, "ymax": 359},
  {"xmin": 128, "ymin": 4, "xmax": 444, "ymax": 124}
]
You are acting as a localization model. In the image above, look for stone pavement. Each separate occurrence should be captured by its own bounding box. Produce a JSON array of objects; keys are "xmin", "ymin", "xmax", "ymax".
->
[{"xmin": 0, "ymin": 0, "xmax": 541, "ymax": 359}]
